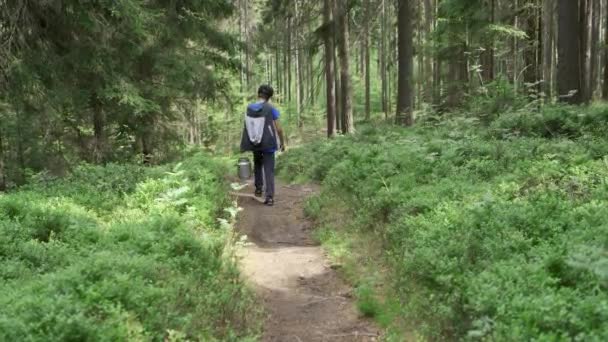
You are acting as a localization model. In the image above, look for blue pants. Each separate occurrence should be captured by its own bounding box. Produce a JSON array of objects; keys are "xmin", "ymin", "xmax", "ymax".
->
[{"xmin": 254, "ymin": 151, "xmax": 275, "ymax": 198}]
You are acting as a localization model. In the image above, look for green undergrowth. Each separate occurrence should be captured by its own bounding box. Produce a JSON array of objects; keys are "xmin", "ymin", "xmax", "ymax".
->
[
  {"xmin": 279, "ymin": 104, "xmax": 608, "ymax": 341},
  {"xmin": 0, "ymin": 153, "xmax": 260, "ymax": 341},
  {"xmin": 304, "ymin": 197, "xmax": 408, "ymax": 340}
]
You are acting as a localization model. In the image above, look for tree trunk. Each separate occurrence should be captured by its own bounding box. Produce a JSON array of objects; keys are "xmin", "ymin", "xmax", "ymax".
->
[
  {"xmin": 268, "ymin": 56, "xmax": 273, "ymax": 86},
  {"xmin": 591, "ymin": 0, "xmax": 601, "ymax": 98},
  {"xmin": 481, "ymin": 0, "xmax": 495, "ymax": 83},
  {"xmin": 359, "ymin": 35, "xmax": 365, "ymax": 76},
  {"xmin": 557, "ymin": 0, "xmax": 582, "ymax": 104},
  {"xmin": 91, "ymin": 95, "xmax": 106, "ymax": 164},
  {"xmin": 580, "ymin": 0, "xmax": 593, "ymax": 103},
  {"xmin": 294, "ymin": 1, "xmax": 303, "ymax": 127},
  {"xmin": 423, "ymin": 0, "xmax": 435, "ymax": 102},
  {"xmin": 433, "ymin": 58, "xmax": 442, "ymax": 107},
  {"xmin": 337, "ymin": 0, "xmax": 354, "ymax": 133},
  {"xmin": 416, "ymin": 0, "xmax": 423, "ymax": 109},
  {"xmin": 432, "ymin": 0, "xmax": 442, "ymax": 108},
  {"xmin": 364, "ymin": 0, "xmax": 371, "ymax": 120},
  {"xmin": 381, "ymin": 0, "xmax": 388, "ymax": 116},
  {"xmin": 283, "ymin": 25, "xmax": 289, "ymax": 100},
  {"xmin": 141, "ymin": 135, "xmax": 152, "ymax": 165},
  {"xmin": 287, "ymin": 17, "xmax": 293, "ymax": 103},
  {"xmin": 604, "ymin": 0, "xmax": 608, "ymax": 99},
  {"xmin": 523, "ymin": 0, "xmax": 539, "ymax": 94},
  {"xmin": 396, "ymin": 0, "xmax": 414, "ymax": 126},
  {"xmin": 543, "ymin": 0, "xmax": 555, "ymax": 100},
  {"xmin": 324, "ymin": 0, "xmax": 336, "ymax": 137},
  {"xmin": 309, "ymin": 51, "xmax": 315, "ymax": 106},
  {"xmin": 275, "ymin": 47, "xmax": 281, "ymax": 100},
  {"xmin": 238, "ymin": 0, "xmax": 244, "ymax": 93},
  {"xmin": 0, "ymin": 127, "xmax": 5, "ymax": 191},
  {"xmin": 446, "ymin": 45, "xmax": 467, "ymax": 109},
  {"xmin": 513, "ymin": 0, "xmax": 520, "ymax": 92},
  {"xmin": 334, "ymin": 44, "xmax": 342, "ymax": 132},
  {"xmin": 244, "ymin": 0, "xmax": 251, "ymax": 88}
]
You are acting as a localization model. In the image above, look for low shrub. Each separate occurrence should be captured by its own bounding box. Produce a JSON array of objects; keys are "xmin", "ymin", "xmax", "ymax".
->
[
  {"xmin": 0, "ymin": 153, "xmax": 259, "ymax": 341},
  {"xmin": 278, "ymin": 104, "xmax": 608, "ymax": 340}
]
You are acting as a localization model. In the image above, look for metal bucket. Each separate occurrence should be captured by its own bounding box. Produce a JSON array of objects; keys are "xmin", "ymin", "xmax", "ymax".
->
[{"xmin": 237, "ymin": 157, "xmax": 252, "ymax": 181}]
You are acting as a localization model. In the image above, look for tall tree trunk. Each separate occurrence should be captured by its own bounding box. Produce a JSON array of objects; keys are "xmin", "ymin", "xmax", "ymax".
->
[
  {"xmin": 283, "ymin": 24, "xmax": 289, "ymax": 100},
  {"xmin": 416, "ymin": 0, "xmax": 423, "ymax": 109},
  {"xmin": 15, "ymin": 111, "xmax": 25, "ymax": 183},
  {"xmin": 295, "ymin": 0, "xmax": 303, "ymax": 127},
  {"xmin": 557, "ymin": 0, "xmax": 582, "ymax": 104},
  {"xmin": 423, "ymin": 0, "xmax": 434, "ymax": 102},
  {"xmin": 91, "ymin": 95, "xmax": 106, "ymax": 164},
  {"xmin": 432, "ymin": 0, "xmax": 442, "ymax": 108},
  {"xmin": 591, "ymin": 0, "xmax": 601, "ymax": 98},
  {"xmin": 275, "ymin": 47, "xmax": 281, "ymax": 100},
  {"xmin": 481, "ymin": 0, "xmax": 495, "ymax": 83},
  {"xmin": 359, "ymin": 35, "xmax": 365, "ymax": 76},
  {"xmin": 270, "ymin": 56, "xmax": 274, "ymax": 86},
  {"xmin": 332, "ymin": 0, "xmax": 342, "ymax": 132},
  {"xmin": 337, "ymin": 0, "xmax": 354, "ymax": 133},
  {"xmin": 604, "ymin": 0, "xmax": 608, "ymax": 99},
  {"xmin": 513, "ymin": 0, "xmax": 520, "ymax": 92},
  {"xmin": 324, "ymin": 0, "xmax": 336, "ymax": 137},
  {"xmin": 0, "ymin": 127, "xmax": 5, "ymax": 191},
  {"xmin": 238, "ymin": 0, "xmax": 245, "ymax": 93},
  {"xmin": 380, "ymin": 0, "xmax": 388, "ymax": 116},
  {"xmin": 580, "ymin": 0, "xmax": 593, "ymax": 103},
  {"xmin": 397, "ymin": 0, "xmax": 414, "ymax": 126},
  {"xmin": 141, "ymin": 135, "xmax": 152, "ymax": 165},
  {"xmin": 433, "ymin": 58, "xmax": 442, "ymax": 107},
  {"xmin": 287, "ymin": 17, "xmax": 293, "ymax": 103},
  {"xmin": 334, "ymin": 41, "xmax": 342, "ymax": 132},
  {"xmin": 244, "ymin": 0, "xmax": 251, "ymax": 88},
  {"xmin": 446, "ymin": 45, "xmax": 467, "ymax": 108},
  {"xmin": 543, "ymin": 0, "xmax": 555, "ymax": 100},
  {"xmin": 523, "ymin": 0, "xmax": 539, "ymax": 94},
  {"xmin": 309, "ymin": 52, "xmax": 315, "ymax": 106},
  {"xmin": 364, "ymin": 0, "xmax": 371, "ymax": 120}
]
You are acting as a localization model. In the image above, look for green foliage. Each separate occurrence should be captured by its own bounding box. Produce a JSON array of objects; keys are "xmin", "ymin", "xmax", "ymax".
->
[
  {"xmin": 278, "ymin": 104, "xmax": 608, "ymax": 340},
  {"xmin": 0, "ymin": 153, "xmax": 259, "ymax": 341},
  {"xmin": 356, "ymin": 283, "xmax": 383, "ymax": 318},
  {"xmin": 0, "ymin": 0, "xmax": 239, "ymax": 186},
  {"xmin": 489, "ymin": 103, "xmax": 608, "ymax": 139},
  {"xmin": 463, "ymin": 77, "xmax": 529, "ymax": 123}
]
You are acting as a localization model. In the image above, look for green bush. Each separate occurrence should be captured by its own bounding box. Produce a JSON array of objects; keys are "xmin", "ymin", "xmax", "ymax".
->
[
  {"xmin": 489, "ymin": 103, "xmax": 608, "ymax": 139},
  {"xmin": 278, "ymin": 104, "xmax": 608, "ymax": 340},
  {"xmin": 0, "ymin": 153, "xmax": 258, "ymax": 341}
]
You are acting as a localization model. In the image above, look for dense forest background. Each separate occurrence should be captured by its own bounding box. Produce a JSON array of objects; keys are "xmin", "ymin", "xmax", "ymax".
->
[
  {"xmin": 2, "ymin": 1, "xmax": 608, "ymax": 340},
  {"xmin": 1, "ymin": 0, "xmax": 606, "ymax": 188}
]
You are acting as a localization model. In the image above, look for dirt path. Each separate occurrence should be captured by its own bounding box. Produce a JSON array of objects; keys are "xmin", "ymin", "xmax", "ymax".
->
[{"xmin": 234, "ymin": 182, "xmax": 379, "ymax": 342}]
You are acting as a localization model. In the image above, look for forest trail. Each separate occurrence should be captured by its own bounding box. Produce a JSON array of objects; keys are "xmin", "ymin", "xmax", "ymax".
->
[{"xmin": 234, "ymin": 182, "xmax": 379, "ymax": 342}]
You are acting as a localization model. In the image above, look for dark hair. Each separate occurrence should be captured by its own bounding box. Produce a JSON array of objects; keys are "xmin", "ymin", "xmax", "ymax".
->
[{"xmin": 257, "ymin": 85, "xmax": 274, "ymax": 100}]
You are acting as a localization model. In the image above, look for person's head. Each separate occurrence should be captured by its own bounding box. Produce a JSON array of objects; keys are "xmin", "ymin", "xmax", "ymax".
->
[{"xmin": 257, "ymin": 84, "xmax": 274, "ymax": 101}]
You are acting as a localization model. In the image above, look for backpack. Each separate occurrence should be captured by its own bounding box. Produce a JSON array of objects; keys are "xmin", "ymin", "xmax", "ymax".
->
[{"xmin": 240, "ymin": 102, "xmax": 278, "ymax": 152}]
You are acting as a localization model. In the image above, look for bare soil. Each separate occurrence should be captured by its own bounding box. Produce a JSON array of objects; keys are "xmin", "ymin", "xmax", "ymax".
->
[{"xmin": 234, "ymin": 182, "xmax": 380, "ymax": 342}]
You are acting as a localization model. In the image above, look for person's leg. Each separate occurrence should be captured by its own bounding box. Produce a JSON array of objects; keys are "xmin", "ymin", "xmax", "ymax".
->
[
  {"xmin": 253, "ymin": 151, "xmax": 263, "ymax": 195},
  {"xmin": 263, "ymin": 152, "xmax": 275, "ymax": 200}
]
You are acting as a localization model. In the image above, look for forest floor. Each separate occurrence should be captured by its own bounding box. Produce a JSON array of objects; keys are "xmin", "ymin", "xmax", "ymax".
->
[{"xmin": 234, "ymin": 182, "xmax": 379, "ymax": 342}]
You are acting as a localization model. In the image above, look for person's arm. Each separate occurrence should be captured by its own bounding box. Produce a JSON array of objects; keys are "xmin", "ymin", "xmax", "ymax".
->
[{"xmin": 274, "ymin": 120, "xmax": 286, "ymax": 152}]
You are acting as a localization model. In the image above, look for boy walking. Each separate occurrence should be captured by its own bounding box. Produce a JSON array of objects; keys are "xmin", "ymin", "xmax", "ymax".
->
[{"xmin": 240, "ymin": 85, "xmax": 286, "ymax": 206}]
